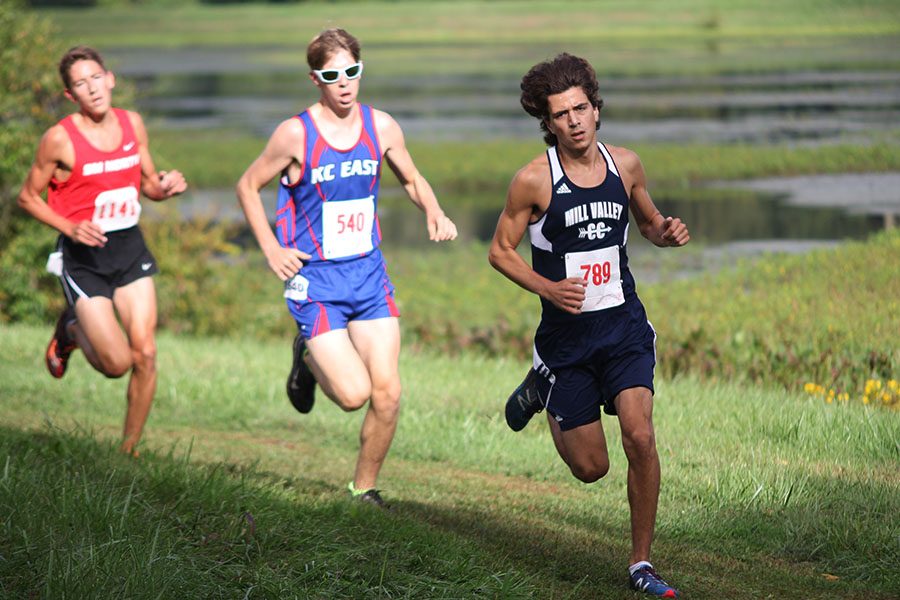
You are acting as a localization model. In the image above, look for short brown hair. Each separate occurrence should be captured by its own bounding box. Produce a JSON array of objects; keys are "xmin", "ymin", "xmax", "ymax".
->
[
  {"xmin": 59, "ymin": 46, "xmax": 106, "ymax": 89},
  {"xmin": 520, "ymin": 53, "xmax": 604, "ymax": 146},
  {"xmin": 307, "ymin": 28, "xmax": 361, "ymax": 71}
]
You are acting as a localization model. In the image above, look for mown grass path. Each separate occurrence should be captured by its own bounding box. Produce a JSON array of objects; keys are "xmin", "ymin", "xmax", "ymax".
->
[{"xmin": 1, "ymin": 324, "xmax": 896, "ymax": 598}]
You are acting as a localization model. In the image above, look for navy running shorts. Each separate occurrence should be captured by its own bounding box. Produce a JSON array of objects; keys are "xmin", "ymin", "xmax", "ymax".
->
[
  {"xmin": 58, "ymin": 226, "xmax": 158, "ymax": 305},
  {"xmin": 532, "ymin": 303, "xmax": 657, "ymax": 431},
  {"xmin": 285, "ymin": 247, "xmax": 400, "ymax": 339}
]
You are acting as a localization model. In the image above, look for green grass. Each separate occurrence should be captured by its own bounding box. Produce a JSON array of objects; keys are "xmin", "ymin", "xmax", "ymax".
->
[
  {"xmin": 0, "ymin": 323, "xmax": 897, "ymax": 598},
  {"xmin": 33, "ymin": 0, "xmax": 900, "ymax": 202},
  {"xmin": 148, "ymin": 128, "xmax": 900, "ymax": 195},
  {"xmin": 4, "ymin": 217, "xmax": 897, "ymax": 403},
  {"xmin": 41, "ymin": 1, "xmax": 900, "ymax": 76},
  {"xmin": 642, "ymin": 229, "xmax": 900, "ymax": 396}
]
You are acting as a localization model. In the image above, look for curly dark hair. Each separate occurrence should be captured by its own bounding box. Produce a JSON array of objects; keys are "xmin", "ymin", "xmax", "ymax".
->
[{"xmin": 520, "ymin": 53, "xmax": 604, "ymax": 146}]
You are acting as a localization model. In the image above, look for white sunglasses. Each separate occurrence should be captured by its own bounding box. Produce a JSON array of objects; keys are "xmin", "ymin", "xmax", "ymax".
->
[{"xmin": 313, "ymin": 62, "xmax": 363, "ymax": 84}]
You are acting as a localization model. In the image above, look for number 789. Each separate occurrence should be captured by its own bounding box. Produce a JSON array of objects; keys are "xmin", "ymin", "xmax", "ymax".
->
[{"xmin": 580, "ymin": 261, "xmax": 611, "ymax": 285}]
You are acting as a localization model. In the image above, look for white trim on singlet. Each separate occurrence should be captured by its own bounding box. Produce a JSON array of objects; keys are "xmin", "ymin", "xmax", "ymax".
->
[
  {"xmin": 531, "ymin": 146, "xmax": 563, "ymax": 252},
  {"xmin": 598, "ymin": 141, "xmax": 628, "ymax": 246},
  {"xmin": 528, "ymin": 213, "xmax": 553, "ymax": 252},
  {"xmin": 547, "ymin": 146, "xmax": 564, "ymax": 184},
  {"xmin": 597, "ymin": 141, "xmax": 620, "ymax": 178}
]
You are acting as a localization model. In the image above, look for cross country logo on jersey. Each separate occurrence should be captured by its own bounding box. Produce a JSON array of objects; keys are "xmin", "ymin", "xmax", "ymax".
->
[{"xmin": 578, "ymin": 221, "xmax": 613, "ymax": 240}]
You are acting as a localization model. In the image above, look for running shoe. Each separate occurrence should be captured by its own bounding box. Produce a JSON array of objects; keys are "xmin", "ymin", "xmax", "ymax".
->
[
  {"xmin": 504, "ymin": 368, "xmax": 546, "ymax": 431},
  {"xmin": 45, "ymin": 307, "xmax": 77, "ymax": 379},
  {"xmin": 286, "ymin": 333, "xmax": 316, "ymax": 413},
  {"xmin": 629, "ymin": 565, "xmax": 679, "ymax": 598},
  {"xmin": 348, "ymin": 481, "xmax": 391, "ymax": 510}
]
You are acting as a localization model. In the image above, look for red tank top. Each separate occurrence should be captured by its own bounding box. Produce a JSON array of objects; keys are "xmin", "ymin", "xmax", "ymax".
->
[{"xmin": 48, "ymin": 108, "xmax": 143, "ymax": 232}]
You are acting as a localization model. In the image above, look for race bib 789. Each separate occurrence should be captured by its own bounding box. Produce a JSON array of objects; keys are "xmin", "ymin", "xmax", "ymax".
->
[{"xmin": 564, "ymin": 246, "xmax": 625, "ymax": 312}]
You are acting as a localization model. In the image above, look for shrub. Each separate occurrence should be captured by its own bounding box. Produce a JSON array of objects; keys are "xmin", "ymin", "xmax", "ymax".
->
[{"xmin": 0, "ymin": 1, "xmax": 66, "ymax": 249}]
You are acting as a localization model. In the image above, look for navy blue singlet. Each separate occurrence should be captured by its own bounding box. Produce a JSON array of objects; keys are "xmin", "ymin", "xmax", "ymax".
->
[
  {"xmin": 529, "ymin": 141, "xmax": 644, "ymax": 327},
  {"xmin": 528, "ymin": 142, "xmax": 657, "ymax": 426}
]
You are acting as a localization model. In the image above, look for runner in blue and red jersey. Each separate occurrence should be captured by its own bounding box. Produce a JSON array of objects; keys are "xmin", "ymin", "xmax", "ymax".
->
[
  {"xmin": 237, "ymin": 29, "xmax": 457, "ymax": 508},
  {"xmin": 18, "ymin": 46, "xmax": 187, "ymax": 456}
]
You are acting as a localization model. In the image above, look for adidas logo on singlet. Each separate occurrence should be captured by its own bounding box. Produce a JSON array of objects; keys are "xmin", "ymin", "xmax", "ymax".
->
[{"xmin": 556, "ymin": 182, "xmax": 572, "ymax": 194}]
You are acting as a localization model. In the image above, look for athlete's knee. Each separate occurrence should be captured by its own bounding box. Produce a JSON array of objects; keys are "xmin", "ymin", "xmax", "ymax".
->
[
  {"xmin": 569, "ymin": 455, "xmax": 610, "ymax": 483},
  {"xmin": 330, "ymin": 380, "xmax": 372, "ymax": 412},
  {"xmin": 374, "ymin": 378, "xmax": 401, "ymax": 403},
  {"xmin": 130, "ymin": 340, "xmax": 157, "ymax": 373},
  {"xmin": 337, "ymin": 395, "xmax": 368, "ymax": 412},
  {"xmin": 371, "ymin": 380, "xmax": 401, "ymax": 419},
  {"xmin": 621, "ymin": 425, "xmax": 657, "ymax": 462},
  {"xmin": 96, "ymin": 349, "xmax": 132, "ymax": 378}
]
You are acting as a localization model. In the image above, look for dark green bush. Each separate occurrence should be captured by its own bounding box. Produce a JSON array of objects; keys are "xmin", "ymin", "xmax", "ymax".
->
[{"xmin": 0, "ymin": 2, "xmax": 66, "ymax": 250}]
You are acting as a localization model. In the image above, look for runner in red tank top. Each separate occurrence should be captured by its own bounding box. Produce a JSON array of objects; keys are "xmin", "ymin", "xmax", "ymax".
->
[{"xmin": 17, "ymin": 46, "xmax": 187, "ymax": 457}]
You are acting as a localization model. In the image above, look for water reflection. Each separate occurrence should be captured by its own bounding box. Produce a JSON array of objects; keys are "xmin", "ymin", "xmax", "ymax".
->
[
  {"xmin": 123, "ymin": 45, "xmax": 898, "ymax": 281},
  {"xmin": 152, "ymin": 185, "xmax": 889, "ymax": 248},
  {"xmin": 128, "ymin": 68, "xmax": 900, "ymax": 144}
]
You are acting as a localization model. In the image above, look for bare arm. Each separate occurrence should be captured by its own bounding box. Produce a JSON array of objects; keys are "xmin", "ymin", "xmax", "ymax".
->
[
  {"xmin": 375, "ymin": 110, "xmax": 457, "ymax": 242},
  {"xmin": 614, "ymin": 146, "xmax": 689, "ymax": 248},
  {"xmin": 17, "ymin": 125, "xmax": 108, "ymax": 247},
  {"xmin": 128, "ymin": 111, "xmax": 187, "ymax": 201},
  {"xmin": 488, "ymin": 158, "xmax": 586, "ymax": 314},
  {"xmin": 235, "ymin": 118, "xmax": 311, "ymax": 281}
]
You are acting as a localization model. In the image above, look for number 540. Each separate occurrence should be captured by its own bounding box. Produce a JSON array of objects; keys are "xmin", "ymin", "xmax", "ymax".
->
[{"xmin": 336, "ymin": 212, "xmax": 365, "ymax": 233}]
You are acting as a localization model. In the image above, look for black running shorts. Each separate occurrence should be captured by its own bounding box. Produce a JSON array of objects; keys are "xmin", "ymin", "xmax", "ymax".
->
[{"xmin": 57, "ymin": 226, "xmax": 158, "ymax": 304}]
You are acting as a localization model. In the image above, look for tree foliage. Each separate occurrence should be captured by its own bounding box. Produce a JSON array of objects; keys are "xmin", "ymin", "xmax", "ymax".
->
[{"xmin": 0, "ymin": 1, "xmax": 67, "ymax": 249}]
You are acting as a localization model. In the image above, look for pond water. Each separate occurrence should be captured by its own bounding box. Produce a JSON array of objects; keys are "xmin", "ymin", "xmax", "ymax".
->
[
  {"xmin": 118, "ymin": 49, "xmax": 900, "ymax": 145},
  {"xmin": 147, "ymin": 176, "xmax": 891, "ymax": 283},
  {"xmin": 119, "ymin": 45, "xmax": 898, "ymax": 277}
]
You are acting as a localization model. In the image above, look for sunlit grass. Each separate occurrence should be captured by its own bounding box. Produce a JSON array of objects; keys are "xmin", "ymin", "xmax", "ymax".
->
[
  {"xmin": 642, "ymin": 229, "xmax": 900, "ymax": 397},
  {"xmin": 147, "ymin": 127, "xmax": 900, "ymax": 196},
  {"xmin": 0, "ymin": 322, "xmax": 897, "ymax": 598},
  {"xmin": 42, "ymin": 1, "xmax": 900, "ymax": 81}
]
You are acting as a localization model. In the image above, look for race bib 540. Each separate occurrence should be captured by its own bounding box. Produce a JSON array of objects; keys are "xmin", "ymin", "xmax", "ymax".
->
[{"xmin": 321, "ymin": 196, "xmax": 375, "ymax": 260}]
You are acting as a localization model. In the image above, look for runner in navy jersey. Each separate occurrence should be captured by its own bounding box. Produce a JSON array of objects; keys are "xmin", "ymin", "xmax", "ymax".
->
[
  {"xmin": 488, "ymin": 54, "xmax": 689, "ymax": 598},
  {"xmin": 236, "ymin": 29, "xmax": 457, "ymax": 508},
  {"xmin": 18, "ymin": 46, "xmax": 187, "ymax": 456}
]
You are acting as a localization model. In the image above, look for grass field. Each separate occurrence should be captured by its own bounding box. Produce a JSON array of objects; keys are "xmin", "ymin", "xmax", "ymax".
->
[
  {"xmin": 147, "ymin": 129, "xmax": 900, "ymax": 194},
  {"xmin": 3, "ymin": 3, "xmax": 898, "ymax": 597},
  {"xmin": 1, "ymin": 324, "xmax": 897, "ymax": 598},
  {"xmin": 42, "ymin": 1, "xmax": 900, "ymax": 77},
  {"xmin": 34, "ymin": 1, "xmax": 900, "ymax": 197}
]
